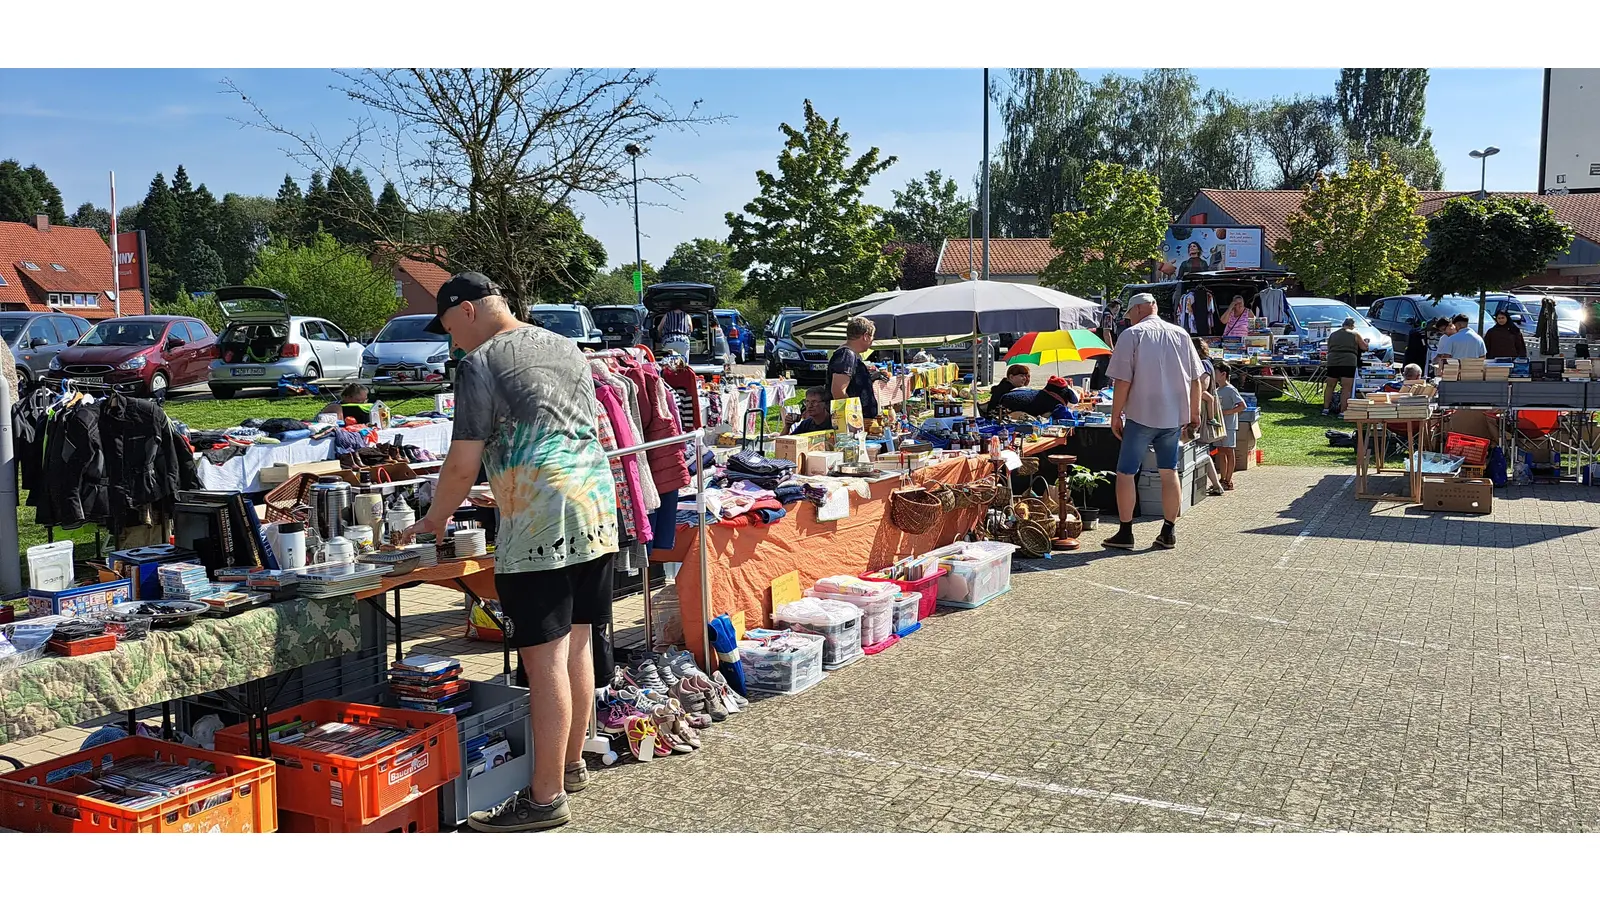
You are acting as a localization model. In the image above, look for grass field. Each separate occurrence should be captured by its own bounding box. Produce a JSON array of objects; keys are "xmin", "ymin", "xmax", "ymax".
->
[
  {"xmin": 165, "ymin": 394, "xmax": 439, "ymax": 431},
  {"xmin": 1255, "ymin": 381, "xmax": 1358, "ymax": 469}
]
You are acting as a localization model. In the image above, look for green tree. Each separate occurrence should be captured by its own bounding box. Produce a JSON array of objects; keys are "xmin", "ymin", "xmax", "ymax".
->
[
  {"xmin": 150, "ymin": 295, "xmax": 224, "ymax": 332},
  {"xmin": 1336, "ymin": 68, "xmax": 1442, "ymax": 190},
  {"xmin": 1039, "ymin": 161, "xmax": 1167, "ymax": 303},
  {"xmin": 326, "ymin": 166, "xmax": 377, "ymax": 245},
  {"xmin": 658, "ymin": 238, "xmax": 744, "ymax": 299},
  {"xmin": 1272, "ymin": 155, "xmax": 1428, "ymax": 305},
  {"xmin": 891, "ymin": 242, "xmax": 938, "ymax": 291},
  {"xmin": 880, "ymin": 170, "xmax": 971, "ymax": 247},
  {"xmin": 246, "ymin": 232, "xmax": 402, "ymax": 335},
  {"xmin": 988, "ymin": 69, "xmax": 1105, "ymax": 238},
  {"xmin": 133, "ymin": 173, "xmax": 181, "ymax": 296},
  {"xmin": 302, "ymin": 171, "xmax": 331, "ymax": 238},
  {"xmin": 1414, "ymin": 196, "xmax": 1576, "ymax": 333},
  {"xmin": 1258, "ymin": 96, "xmax": 1345, "ymax": 189},
  {"xmin": 271, "ymin": 174, "xmax": 306, "ymax": 244},
  {"xmin": 0, "ymin": 159, "xmax": 45, "ymax": 223},
  {"xmin": 581, "ymin": 261, "xmax": 658, "ymax": 307},
  {"xmin": 69, "ymin": 202, "xmax": 112, "ymax": 242},
  {"xmin": 25, "ymin": 165, "xmax": 66, "ymax": 223},
  {"xmin": 215, "ymin": 194, "xmax": 276, "ymax": 284},
  {"xmin": 375, "ymin": 181, "xmax": 407, "ymax": 239},
  {"xmin": 726, "ymin": 100, "xmax": 900, "ymax": 313},
  {"xmin": 1178, "ymin": 90, "xmax": 1262, "ymax": 201},
  {"xmin": 180, "ymin": 240, "xmax": 227, "ymax": 293},
  {"xmin": 448, "ymin": 196, "xmax": 607, "ymax": 312}
]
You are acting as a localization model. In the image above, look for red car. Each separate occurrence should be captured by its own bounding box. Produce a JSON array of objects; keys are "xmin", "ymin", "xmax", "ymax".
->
[{"xmin": 48, "ymin": 315, "xmax": 217, "ymax": 398}]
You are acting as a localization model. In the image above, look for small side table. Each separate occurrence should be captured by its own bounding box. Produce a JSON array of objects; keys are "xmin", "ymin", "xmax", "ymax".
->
[
  {"xmin": 1353, "ymin": 419, "xmax": 1423, "ymax": 502},
  {"xmin": 1048, "ymin": 453, "xmax": 1080, "ymax": 550}
]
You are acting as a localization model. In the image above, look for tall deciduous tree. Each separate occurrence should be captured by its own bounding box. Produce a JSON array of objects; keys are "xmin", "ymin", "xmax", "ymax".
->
[
  {"xmin": 1336, "ymin": 68, "xmax": 1442, "ymax": 190},
  {"xmin": 1414, "ymin": 196, "xmax": 1575, "ymax": 333},
  {"xmin": 180, "ymin": 241, "xmax": 227, "ymax": 294},
  {"xmin": 1179, "ymin": 90, "xmax": 1262, "ymax": 201},
  {"xmin": 1273, "ymin": 155, "xmax": 1428, "ymax": 304},
  {"xmin": 880, "ymin": 170, "xmax": 971, "ymax": 247},
  {"xmin": 581, "ymin": 261, "xmax": 658, "ymax": 307},
  {"xmin": 229, "ymin": 68, "xmax": 719, "ymax": 317},
  {"xmin": 658, "ymin": 238, "xmax": 745, "ymax": 300},
  {"xmin": 1258, "ymin": 96, "xmax": 1345, "ymax": 189},
  {"xmin": 726, "ymin": 100, "xmax": 900, "ymax": 312},
  {"xmin": 69, "ymin": 203, "xmax": 112, "ymax": 242},
  {"xmin": 988, "ymin": 68, "xmax": 1104, "ymax": 238},
  {"xmin": 1039, "ymin": 162, "xmax": 1167, "ymax": 303},
  {"xmin": 246, "ymin": 232, "xmax": 402, "ymax": 334},
  {"xmin": 891, "ymin": 242, "xmax": 938, "ymax": 291}
]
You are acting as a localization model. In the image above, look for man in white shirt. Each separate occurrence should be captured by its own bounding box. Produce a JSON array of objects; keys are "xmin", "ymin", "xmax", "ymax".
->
[
  {"xmin": 1103, "ymin": 293, "xmax": 1204, "ymax": 551},
  {"xmin": 1435, "ymin": 313, "xmax": 1486, "ymax": 362}
]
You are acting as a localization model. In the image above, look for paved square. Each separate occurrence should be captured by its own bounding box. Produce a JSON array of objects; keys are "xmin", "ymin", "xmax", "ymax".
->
[{"xmin": 6, "ymin": 465, "xmax": 1600, "ymax": 832}]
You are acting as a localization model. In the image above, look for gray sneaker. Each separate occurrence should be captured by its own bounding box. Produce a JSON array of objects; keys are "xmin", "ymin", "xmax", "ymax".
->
[
  {"xmin": 467, "ymin": 791, "xmax": 571, "ymax": 833},
  {"xmin": 564, "ymin": 762, "xmax": 590, "ymax": 794}
]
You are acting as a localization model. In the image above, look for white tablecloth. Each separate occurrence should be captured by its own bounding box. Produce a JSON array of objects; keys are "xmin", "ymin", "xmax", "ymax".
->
[{"xmin": 196, "ymin": 421, "xmax": 455, "ymax": 492}]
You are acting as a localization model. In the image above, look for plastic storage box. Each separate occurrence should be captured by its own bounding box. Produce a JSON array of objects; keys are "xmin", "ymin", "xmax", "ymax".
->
[
  {"xmin": 213, "ymin": 699, "xmax": 461, "ymax": 827},
  {"xmin": 739, "ymin": 630, "xmax": 825, "ymax": 695},
  {"xmin": 808, "ymin": 583, "xmax": 898, "ymax": 647},
  {"xmin": 25, "ymin": 541, "xmax": 75, "ymax": 592},
  {"xmin": 774, "ymin": 598, "xmax": 863, "ymax": 670},
  {"xmin": 338, "ymin": 677, "xmax": 531, "ymax": 827},
  {"xmin": 278, "ymin": 789, "xmax": 439, "ymax": 833},
  {"xmin": 892, "ymin": 592, "xmax": 921, "ymax": 637},
  {"xmin": 860, "ymin": 568, "xmax": 941, "ymax": 621},
  {"xmin": 933, "ymin": 542, "xmax": 1017, "ymax": 609},
  {"xmin": 0, "ymin": 736, "xmax": 277, "ymax": 833},
  {"xmin": 28, "ymin": 579, "xmax": 132, "ymax": 618}
]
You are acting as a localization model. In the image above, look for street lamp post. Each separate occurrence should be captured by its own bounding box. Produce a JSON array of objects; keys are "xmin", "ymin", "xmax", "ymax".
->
[
  {"xmin": 1469, "ymin": 146, "xmax": 1500, "ymax": 332},
  {"xmin": 967, "ymin": 205, "xmax": 977, "ymax": 279},
  {"xmin": 625, "ymin": 143, "xmax": 644, "ymax": 303}
]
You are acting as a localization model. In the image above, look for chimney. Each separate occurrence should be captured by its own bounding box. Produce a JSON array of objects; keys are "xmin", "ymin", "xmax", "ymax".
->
[{"xmin": 33, "ymin": 214, "xmax": 49, "ymax": 232}]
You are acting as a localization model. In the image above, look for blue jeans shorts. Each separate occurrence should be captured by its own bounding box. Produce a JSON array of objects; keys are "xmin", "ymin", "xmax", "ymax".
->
[{"xmin": 1116, "ymin": 419, "xmax": 1182, "ymax": 475}]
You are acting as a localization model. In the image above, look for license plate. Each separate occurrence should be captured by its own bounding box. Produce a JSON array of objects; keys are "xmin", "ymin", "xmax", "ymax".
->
[
  {"xmin": 233, "ymin": 367, "xmax": 265, "ymax": 377},
  {"xmin": 74, "ymin": 376, "xmax": 104, "ymax": 386},
  {"xmin": 810, "ymin": 363, "xmax": 828, "ymax": 370}
]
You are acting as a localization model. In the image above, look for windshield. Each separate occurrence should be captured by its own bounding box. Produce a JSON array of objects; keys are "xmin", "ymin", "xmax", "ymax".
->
[
  {"xmin": 1415, "ymin": 297, "xmax": 1484, "ymax": 322},
  {"xmin": 1556, "ymin": 299, "xmax": 1586, "ymax": 321},
  {"xmin": 374, "ymin": 318, "xmax": 448, "ymax": 343},
  {"xmin": 0, "ymin": 322, "xmax": 23, "ymax": 344},
  {"xmin": 529, "ymin": 309, "xmax": 586, "ymax": 338},
  {"xmin": 776, "ymin": 313, "xmax": 809, "ymax": 338},
  {"xmin": 78, "ymin": 320, "xmax": 164, "ymax": 347},
  {"xmin": 593, "ymin": 308, "xmax": 640, "ymax": 329},
  {"xmin": 1291, "ymin": 302, "xmax": 1367, "ymax": 327}
]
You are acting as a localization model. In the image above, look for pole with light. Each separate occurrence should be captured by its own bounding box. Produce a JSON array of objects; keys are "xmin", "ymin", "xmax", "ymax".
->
[
  {"xmin": 626, "ymin": 142, "xmax": 644, "ymax": 303},
  {"xmin": 1469, "ymin": 145, "xmax": 1500, "ymax": 332},
  {"xmin": 967, "ymin": 205, "xmax": 977, "ymax": 279}
]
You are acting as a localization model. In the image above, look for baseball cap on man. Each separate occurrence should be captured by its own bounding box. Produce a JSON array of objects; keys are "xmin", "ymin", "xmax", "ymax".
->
[
  {"xmin": 1127, "ymin": 292, "xmax": 1156, "ymax": 309},
  {"xmin": 425, "ymin": 271, "xmax": 501, "ymax": 334}
]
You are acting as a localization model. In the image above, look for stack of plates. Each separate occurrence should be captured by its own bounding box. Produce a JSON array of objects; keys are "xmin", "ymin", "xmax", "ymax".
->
[
  {"xmin": 410, "ymin": 541, "xmax": 438, "ymax": 568},
  {"xmin": 453, "ymin": 528, "xmax": 487, "ymax": 559},
  {"xmin": 157, "ymin": 563, "xmax": 216, "ymax": 600}
]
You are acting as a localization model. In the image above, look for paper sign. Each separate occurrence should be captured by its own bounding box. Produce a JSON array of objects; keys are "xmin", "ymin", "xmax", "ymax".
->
[
  {"xmin": 1000, "ymin": 450, "xmax": 1023, "ymax": 471},
  {"xmin": 435, "ymin": 393, "xmax": 455, "ymax": 418},
  {"xmin": 730, "ymin": 611, "xmax": 746, "ymax": 640},
  {"xmin": 770, "ymin": 571, "xmax": 801, "ymax": 613}
]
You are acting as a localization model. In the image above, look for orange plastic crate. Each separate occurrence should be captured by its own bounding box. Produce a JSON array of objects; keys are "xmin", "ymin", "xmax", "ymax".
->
[
  {"xmin": 214, "ymin": 700, "xmax": 460, "ymax": 827},
  {"xmin": 278, "ymin": 789, "xmax": 439, "ymax": 833},
  {"xmin": 0, "ymin": 736, "xmax": 277, "ymax": 833},
  {"xmin": 1444, "ymin": 432, "xmax": 1491, "ymax": 467}
]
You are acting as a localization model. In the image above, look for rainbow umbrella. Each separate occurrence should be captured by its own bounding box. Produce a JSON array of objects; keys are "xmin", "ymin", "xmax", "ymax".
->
[{"xmin": 1006, "ymin": 329, "xmax": 1111, "ymax": 365}]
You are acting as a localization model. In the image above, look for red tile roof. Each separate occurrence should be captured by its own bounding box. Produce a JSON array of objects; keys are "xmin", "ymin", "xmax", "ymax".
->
[
  {"xmin": 0, "ymin": 219, "xmax": 142, "ymax": 316},
  {"xmin": 394, "ymin": 255, "xmax": 451, "ymax": 298},
  {"xmin": 1197, "ymin": 189, "xmax": 1600, "ymax": 250},
  {"xmin": 935, "ymin": 238, "xmax": 1059, "ymax": 277}
]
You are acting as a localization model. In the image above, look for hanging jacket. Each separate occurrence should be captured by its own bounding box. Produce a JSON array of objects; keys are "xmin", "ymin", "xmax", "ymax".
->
[
  {"xmin": 12, "ymin": 385, "xmax": 53, "ymax": 495},
  {"xmin": 98, "ymin": 395, "xmax": 188, "ymax": 531},
  {"xmin": 40, "ymin": 400, "xmax": 109, "ymax": 528},
  {"xmin": 620, "ymin": 362, "xmax": 691, "ymax": 494},
  {"xmin": 1537, "ymin": 299, "xmax": 1561, "ymax": 357}
]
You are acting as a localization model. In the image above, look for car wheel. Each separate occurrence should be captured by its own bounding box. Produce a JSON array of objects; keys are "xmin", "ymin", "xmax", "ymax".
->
[
  {"xmin": 147, "ymin": 371, "xmax": 169, "ymax": 400},
  {"xmin": 305, "ymin": 363, "xmax": 322, "ymax": 382},
  {"xmin": 209, "ymin": 384, "xmax": 237, "ymax": 400}
]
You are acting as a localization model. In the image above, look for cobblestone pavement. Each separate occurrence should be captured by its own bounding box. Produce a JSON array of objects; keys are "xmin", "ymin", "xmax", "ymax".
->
[{"xmin": 7, "ymin": 465, "xmax": 1600, "ymax": 832}]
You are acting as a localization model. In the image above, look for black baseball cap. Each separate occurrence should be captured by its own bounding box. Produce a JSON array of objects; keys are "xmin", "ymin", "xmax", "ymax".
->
[{"xmin": 425, "ymin": 271, "xmax": 500, "ymax": 334}]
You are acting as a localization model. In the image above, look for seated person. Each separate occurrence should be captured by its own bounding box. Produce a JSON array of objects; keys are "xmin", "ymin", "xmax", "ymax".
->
[
  {"xmin": 320, "ymin": 382, "xmax": 370, "ymax": 421},
  {"xmin": 984, "ymin": 364, "xmax": 1031, "ymax": 415},
  {"xmin": 1398, "ymin": 363, "xmax": 1436, "ymax": 398},
  {"xmin": 783, "ymin": 387, "xmax": 834, "ymax": 436},
  {"xmin": 990, "ymin": 374, "xmax": 1079, "ymax": 417}
]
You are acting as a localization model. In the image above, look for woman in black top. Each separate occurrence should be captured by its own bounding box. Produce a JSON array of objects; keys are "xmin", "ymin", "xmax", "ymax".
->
[
  {"xmin": 985, "ymin": 364, "xmax": 1031, "ymax": 416},
  {"xmin": 991, "ymin": 375, "xmax": 1078, "ymax": 417}
]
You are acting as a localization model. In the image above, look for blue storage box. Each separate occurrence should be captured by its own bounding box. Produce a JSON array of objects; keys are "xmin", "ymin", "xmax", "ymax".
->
[
  {"xmin": 28, "ymin": 579, "xmax": 133, "ymax": 618},
  {"xmin": 107, "ymin": 546, "xmax": 199, "ymax": 602}
]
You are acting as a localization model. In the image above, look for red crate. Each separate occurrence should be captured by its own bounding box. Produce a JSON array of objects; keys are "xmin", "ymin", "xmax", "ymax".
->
[
  {"xmin": 214, "ymin": 700, "xmax": 460, "ymax": 827},
  {"xmin": 860, "ymin": 568, "xmax": 940, "ymax": 621},
  {"xmin": 1444, "ymin": 432, "xmax": 1491, "ymax": 467},
  {"xmin": 46, "ymin": 633, "xmax": 117, "ymax": 657},
  {"xmin": 278, "ymin": 789, "xmax": 439, "ymax": 833},
  {"xmin": 0, "ymin": 736, "xmax": 277, "ymax": 833}
]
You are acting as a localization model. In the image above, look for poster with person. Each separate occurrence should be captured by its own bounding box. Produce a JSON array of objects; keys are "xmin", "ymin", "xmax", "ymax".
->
[{"xmin": 1156, "ymin": 226, "xmax": 1263, "ymax": 278}]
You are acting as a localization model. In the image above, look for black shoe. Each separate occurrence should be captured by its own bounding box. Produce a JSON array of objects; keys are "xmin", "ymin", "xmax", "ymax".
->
[
  {"xmin": 1101, "ymin": 525, "xmax": 1136, "ymax": 551},
  {"xmin": 1153, "ymin": 525, "xmax": 1177, "ymax": 550}
]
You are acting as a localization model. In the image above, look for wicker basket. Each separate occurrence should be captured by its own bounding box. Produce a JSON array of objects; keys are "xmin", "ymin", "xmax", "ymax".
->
[
  {"xmin": 263, "ymin": 472, "xmax": 318, "ymax": 524},
  {"xmin": 1058, "ymin": 501, "xmax": 1084, "ymax": 540},
  {"xmin": 1011, "ymin": 518, "xmax": 1053, "ymax": 558},
  {"xmin": 962, "ymin": 480, "xmax": 998, "ymax": 507},
  {"xmin": 928, "ymin": 483, "xmax": 957, "ymax": 511},
  {"xmin": 889, "ymin": 487, "xmax": 943, "ymax": 535},
  {"xmin": 1016, "ymin": 456, "xmax": 1040, "ymax": 477},
  {"xmin": 1013, "ymin": 497, "xmax": 1052, "ymax": 522}
]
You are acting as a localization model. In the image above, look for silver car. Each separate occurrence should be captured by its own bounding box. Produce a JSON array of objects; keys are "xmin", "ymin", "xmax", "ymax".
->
[
  {"xmin": 206, "ymin": 286, "xmax": 366, "ymax": 398},
  {"xmin": 360, "ymin": 314, "xmax": 453, "ymax": 389},
  {"xmin": 1283, "ymin": 297, "xmax": 1394, "ymax": 364}
]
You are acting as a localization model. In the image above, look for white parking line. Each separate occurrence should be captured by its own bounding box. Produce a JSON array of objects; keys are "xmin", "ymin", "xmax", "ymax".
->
[
  {"xmin": 1275, "ymin": 474, "xmax": 1356, "ymax": 569},
  {"xmin": 1084, "ymin": 581, "xmax": 1291, "ymax": 626}
]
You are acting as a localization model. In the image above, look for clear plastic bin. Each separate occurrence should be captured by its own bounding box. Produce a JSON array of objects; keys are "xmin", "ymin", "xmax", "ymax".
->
[
  {"xmin": 807, "ymin": 584, "xmax": 898, "ymax": 648},
  {"xmin": 774, "ymin": 598, "xmax": 863, "ymax": 670},
  {"xmin": 739, "ymin": 630, "xmax": 825, "ymax": 695},
  {"xmin": 892, "ymin": 592, "xmax": 921, "ymax": 636},
  {"xmin": 933, "ymin": 541, "xmax": 1016, "ymax": 609}
]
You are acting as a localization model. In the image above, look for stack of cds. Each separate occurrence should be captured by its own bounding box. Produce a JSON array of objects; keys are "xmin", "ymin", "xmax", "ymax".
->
[
  {"xmin": 203, "ymin": 590, "xmax": 270, "ymax": 616},
  {"xmin": 453, "ymin": 528, "xmax": 487, "ymax": 559},
  {"xmin": 157, "ymin": 563, "xmax": 216, "ymax": 600},
  {"xmin": 388, "ymin": 654, "xmax": 472, "ymax": 716},
  {"xmin": 295, "ymin": 562, "xmax": 391, "ymax": 598},
  {"xmin": 78, "ymin": 757, "xmax": 224, "ymax": 811}
]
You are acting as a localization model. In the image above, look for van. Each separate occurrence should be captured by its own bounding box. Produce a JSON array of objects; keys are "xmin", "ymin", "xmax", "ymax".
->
[{"xmin": 643, "ymin": 282, "xmax": 729, "ymax": 377}]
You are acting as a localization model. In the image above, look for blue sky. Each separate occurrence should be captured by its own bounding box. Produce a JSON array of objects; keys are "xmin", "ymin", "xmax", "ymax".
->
[{"xmin": 0, "ymin": 68, "xmax": 1544, "ymax": 271}]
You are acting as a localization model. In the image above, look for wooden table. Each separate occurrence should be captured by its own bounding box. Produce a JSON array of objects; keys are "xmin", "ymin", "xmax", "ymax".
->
[
  {"xmin": 1353, "ymin": 418, "xmax": 1427, "ymax": 502},
  {"xmin": 355, "ymin": 556, "xmax": 497, "ymax": 665}
]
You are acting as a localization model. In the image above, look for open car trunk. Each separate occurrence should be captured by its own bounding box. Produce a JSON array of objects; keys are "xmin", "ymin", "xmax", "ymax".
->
[{"xmin": 219, "ymin": 322, "xmax": 290, "ymax": 364}]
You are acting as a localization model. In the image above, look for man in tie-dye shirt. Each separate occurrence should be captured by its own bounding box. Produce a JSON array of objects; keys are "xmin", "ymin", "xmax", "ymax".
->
[{"xmin": 402, "ymin": 272, "xmax": 617, "ymax": 832}]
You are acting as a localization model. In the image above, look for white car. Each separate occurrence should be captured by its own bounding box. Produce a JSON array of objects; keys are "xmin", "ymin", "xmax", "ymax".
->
[{"xmin": 207, "ymin": 286, "xmax": 366, "ymax": 398}]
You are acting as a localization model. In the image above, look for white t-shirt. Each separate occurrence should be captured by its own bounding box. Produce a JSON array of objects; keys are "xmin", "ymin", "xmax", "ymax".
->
[
  {"xmin": 1437, "ymin": 328, "xmax": 1487, "ymax": 360},
  {"xmin": 1105, "ymin": 315, "xmax": 1204, "ymax": 430}
]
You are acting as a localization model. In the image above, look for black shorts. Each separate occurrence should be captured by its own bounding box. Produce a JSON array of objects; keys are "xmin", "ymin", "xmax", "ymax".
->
[
  {"xmin": 495, "ymin": 553, "xmax": 615, "ymax": 648},
  {"xmin": 1327, "ymin": 365, "xmax": 1357, "ymax": 379}
]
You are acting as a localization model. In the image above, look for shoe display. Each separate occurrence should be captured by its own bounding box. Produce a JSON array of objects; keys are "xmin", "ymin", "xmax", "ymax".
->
[
  {"xmin": 631, "ymin": 660, "xmax": 670, "ymax": 694},
  {"xmin": 712, "ymin": 671, "xmax": 749, "ymax": 711}
]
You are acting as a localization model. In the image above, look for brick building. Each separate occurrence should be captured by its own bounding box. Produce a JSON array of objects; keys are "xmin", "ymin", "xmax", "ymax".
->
[{"xmin": 0, "ymin": 215, "xmax": 143, "ymax": 317}]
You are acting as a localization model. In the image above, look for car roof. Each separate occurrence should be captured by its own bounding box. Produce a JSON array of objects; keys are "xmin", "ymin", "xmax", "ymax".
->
[
  {"xmin": 96, "ymin": 316, "xmax": 190, "ymax": 323},
  {"xmin": 593, "ymin": 304, "xmax": 643, "ymax": 310},
  {"xmin": 530, "ymin": 303, "xmax": 583, "ymax": 310}
]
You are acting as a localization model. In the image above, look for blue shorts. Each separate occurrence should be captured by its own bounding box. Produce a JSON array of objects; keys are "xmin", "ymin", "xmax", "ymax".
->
[{"xmin": 1116, "ymin": 419, "xmax": 1182, "ymax": 475}]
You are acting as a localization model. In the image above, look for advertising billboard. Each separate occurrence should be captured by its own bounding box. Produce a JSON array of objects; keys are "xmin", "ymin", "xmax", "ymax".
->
[
  {"xmin": 1160, "ymin": 225, "xmax": 1263, "ymax": 277},
  {"xmin": 1540, "ymin": 68, "xmax": 1600, "ymax": 194},
  {"xmin": 114, "ymin": 230, "xmax": 150, "ymax": 310}
]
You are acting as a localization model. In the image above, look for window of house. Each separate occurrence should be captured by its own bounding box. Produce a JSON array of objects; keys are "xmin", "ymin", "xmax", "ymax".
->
[
  {"xmin": 50, "ymin": 263, "xmax": 66, "ymax": 272},
  {"xmin": 0, "ymin": 272, "xmax": 8, "ymax": 286},
  {"xmin": 20, "ymin": 261, "xmax": 39, "ymax": 271},
  {"xmin": 394, "ymin": 279, "xmax": 404, "ymax": 298},
  {"xmin": 47, "ymin": 293, "xmax": 61, "ymax": 305}
]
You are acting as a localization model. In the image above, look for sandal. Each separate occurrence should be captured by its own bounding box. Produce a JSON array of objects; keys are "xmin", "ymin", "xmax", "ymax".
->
[
  {"xmin": 656, "ymin": 703, "xmax": 701, "ymax": 750},
  {"xmin": 650, "ymin": 706, "xmax": 694, "ymax": 753},
  {"xmin": 625, "ymin": 715, "xmax": 669, "ymax": 761}
]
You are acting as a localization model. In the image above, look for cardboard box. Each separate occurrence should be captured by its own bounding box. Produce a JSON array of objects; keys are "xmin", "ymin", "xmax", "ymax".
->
[
  {"xmin": 261, "ymin": 459, "xmax": 343, "ymax": 486},
  {"xmin": 1421, "ymin": 477, "xmax": 1494, "ymax": 514},
  {"xmin": 804, "ymin": 451, "xmax": 843, "ymax": 475},
  {"xmin": 1234, "ymin": 421, "xmax": 1261, "ymax": 470},
  {"xmin": 773, "ymin": 433, "xmax": 828, "ymax": 464}
]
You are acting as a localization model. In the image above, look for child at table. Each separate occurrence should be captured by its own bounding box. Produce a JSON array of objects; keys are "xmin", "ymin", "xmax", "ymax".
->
[{"xmin": 1214, "ymin": 363, "xmax": 1247, "ymax": 491}]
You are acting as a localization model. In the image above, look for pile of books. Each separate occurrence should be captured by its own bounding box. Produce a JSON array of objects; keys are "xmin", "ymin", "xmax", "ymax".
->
[
  {"xmin": 1567, "ymin": 359, "xmax": 1595, "ymax": 382},
  {"xmin": 203, "ymin": 590, "xmax": 269, "ymax": 616},
  {"xmin": 1439, "ymin": 358, "xmax": 1487, "ymax": 382},
  {"xmin": 1484, "ymin": 362, "xmax": 1512, "ymax": 381},
  {"xmin": 388, "ymin": 654, "xmax": 472, "ymax": 717},
  {"xmin": 1391, "ymin": 394, "xmax": 1433, "ymax": 419},
  {"xmin": 157, "ymin": 562, "xmax": 216, "ymax": 601},
  {"xmin": 295, "ymin": 562, "xmax": 390, "ymax": 598}
]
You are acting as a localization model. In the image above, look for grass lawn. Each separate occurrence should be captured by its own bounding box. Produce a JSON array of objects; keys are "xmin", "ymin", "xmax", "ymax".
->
[
  {"xmin": 165, "ymin": 394, "xmax": 438, "ymax": 431},
  {"xmin": 1255, "ymin": 380, "xmax": 1358, "ymax": 469}
]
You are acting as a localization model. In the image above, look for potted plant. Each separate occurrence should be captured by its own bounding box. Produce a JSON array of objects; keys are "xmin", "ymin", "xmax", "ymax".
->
[{"xmin": 1064, "ymin": 465, "xmax": 1115, "ymax": 530}]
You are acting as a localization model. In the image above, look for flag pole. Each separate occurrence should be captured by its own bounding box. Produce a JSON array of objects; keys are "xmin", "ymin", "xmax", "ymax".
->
[{"xmin": 109, "ymin": 171, "xmax": 120, "ymax": 317}]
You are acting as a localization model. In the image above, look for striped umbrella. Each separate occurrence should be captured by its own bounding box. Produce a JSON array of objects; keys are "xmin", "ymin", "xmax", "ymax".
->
[{"xmin": 1005, "ymin": 329, "xmax": 1111, "ymax": 365}]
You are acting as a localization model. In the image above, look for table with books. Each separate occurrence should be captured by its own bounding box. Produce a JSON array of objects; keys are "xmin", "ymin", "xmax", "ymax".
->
[{"xmin": 1342, "ymin": 393, "xmax": 1439, "ymax": 503}]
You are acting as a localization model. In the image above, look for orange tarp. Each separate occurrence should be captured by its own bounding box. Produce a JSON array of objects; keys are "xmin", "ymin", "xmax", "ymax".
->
[{"xmin": 652, "ymin": 457, "xmax": 989, "ymax": 666}]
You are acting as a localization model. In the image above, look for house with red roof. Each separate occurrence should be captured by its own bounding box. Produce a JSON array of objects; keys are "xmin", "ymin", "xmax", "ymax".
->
[
  {"xmin": 933, "ymin": 238, "xmax": 1059, "ymax": 285},
  {"xmin": 372, "ymin": 245, "xmax": 452, "ymax": 319},
  {"xmin": 0, "ymin": 215, "xmax": 143, "ymax": 318}
]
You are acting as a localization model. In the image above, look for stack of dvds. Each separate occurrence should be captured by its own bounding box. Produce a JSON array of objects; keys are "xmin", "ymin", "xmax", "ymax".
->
[
  {"xmin": 270, "ymin": 719, "xmax": 417, "ymax": 756},
  {"xmin": 157, "ymin": 563, "xmax": 216, "ymax": 601},
  {"xmin": 388, "ymin": 654, "xmax": 472, "ymax": 716},
  {"xmin": 79, "ymin": 757, "xmax": 225, "ymax": 811}
]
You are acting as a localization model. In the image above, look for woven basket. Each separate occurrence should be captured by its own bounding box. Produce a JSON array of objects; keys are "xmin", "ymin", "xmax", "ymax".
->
[
  {"xmin": 963, "ymin": 480, "xmax": 998, "ymax": 507},
  {"xmin": 263, "ymin": 472, "xmax": 317, "ymax": 524},
  {"xmin": 1013, "ymin": 497, "xmax": 1052, "ymax": 522},
  {"xmin": 889, "ymin": 487, "xmax": 943, "ymax": 535},
  {"xmin": 1016, "ymin": 456, "xmax": 1040, "ymax": 477},
  {"xmin": 1058, "ymin": 501, "xmax": 1084, "ymax": 540},
  {"xmin": 992, "ymin": 472, "xmax": 1013, "ymax": 508},
  {"xmin": 1012, "ymin": 518, "xmax": 1054, "ymax": 558},
  {"xmin": 928, "ymin": 482, "xmax": 957, "ymax": 511}
]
